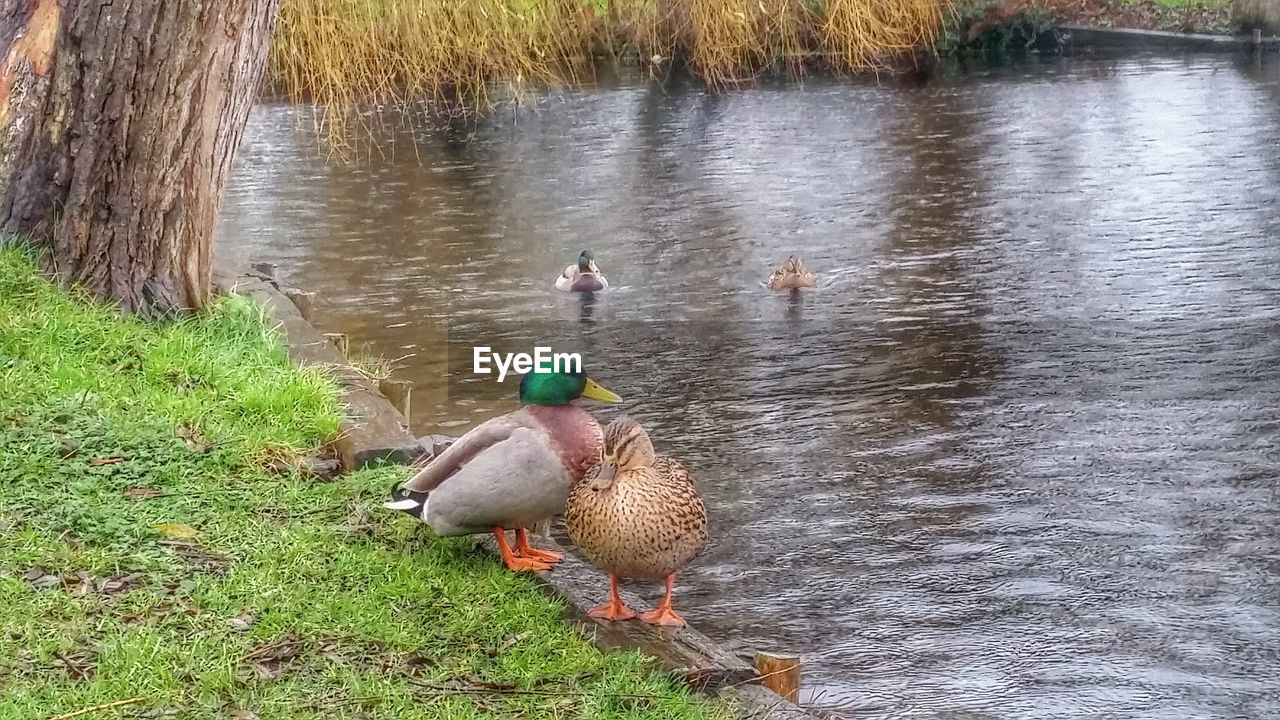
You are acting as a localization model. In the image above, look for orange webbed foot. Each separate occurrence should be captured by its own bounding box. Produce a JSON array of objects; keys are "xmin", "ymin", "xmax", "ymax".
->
[
  {"xmin": 638, "ymin": 605, "xmax": 687, "ymax": 627},
  {"xmin": 493, "ymin": 527, "xmax": 552, "ymax": 573},
  {"xmin": 589, "ymin": 574, "xmax": 638, "ymax": 621},
  {"xmin": 514, "ymin": 528, "xmax": 565, "ymax": 565},
  {"xmin": 503, "ymin": 556, "xmax": 554, "ymax": 573},
  {"xmin": 588, "ymin": 600, "xmax": 638, "ymax": 622},
  {"xmin": 639, "ymin": 574, "xmax": 687, "ymax": 627},
  {"xmin": 519, "ymin": 546, "xmax": 564, "ymax": 564}
]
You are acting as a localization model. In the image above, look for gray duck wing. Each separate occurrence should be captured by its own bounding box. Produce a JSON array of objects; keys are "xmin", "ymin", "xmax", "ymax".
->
[{"xmin": 401, "ymin": 411, "xmax": 531, "ymax": 493}]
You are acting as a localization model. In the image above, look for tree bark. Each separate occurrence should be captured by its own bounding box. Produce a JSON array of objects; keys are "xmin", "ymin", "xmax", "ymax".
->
[{"xmin": 0, "ymin": 0, "xmax": 280, "ymax": 317}]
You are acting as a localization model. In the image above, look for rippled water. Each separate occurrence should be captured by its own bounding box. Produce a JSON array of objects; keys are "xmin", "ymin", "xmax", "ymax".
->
[{"xmin": 218, "ymin": 55, "xmax": 1280, "ymax": 718}]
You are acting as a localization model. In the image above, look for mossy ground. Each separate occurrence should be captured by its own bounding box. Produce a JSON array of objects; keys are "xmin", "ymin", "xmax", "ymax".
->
[{"xmin": 0, "ymin": 248, "xmax": 729, "ymax": 719}]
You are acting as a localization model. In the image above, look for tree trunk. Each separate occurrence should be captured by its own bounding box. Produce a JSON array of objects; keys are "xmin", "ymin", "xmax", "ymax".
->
[{"xmin": 0, "ymin": 0, "xmax": 280, "ymax": 317}]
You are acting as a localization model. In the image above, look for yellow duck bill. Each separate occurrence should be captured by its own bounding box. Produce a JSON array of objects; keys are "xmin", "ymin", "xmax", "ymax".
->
[{"xmin": 582, "ymin": 377, "xmax": 622, "ymax": 404}]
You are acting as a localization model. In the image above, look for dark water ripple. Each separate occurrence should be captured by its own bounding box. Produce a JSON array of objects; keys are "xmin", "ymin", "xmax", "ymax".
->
[{"xmin": 219, "ymin": 55, "xmax": 1280, "ymax": 718}]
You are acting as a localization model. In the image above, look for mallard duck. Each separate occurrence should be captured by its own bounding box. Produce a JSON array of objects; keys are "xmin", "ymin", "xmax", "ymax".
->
[
  {"xmin": 555, "ymin": 250, "xmax": 609, "ymax": 292},
  {"xmin": 767, "ymin": 255, "xmax": 817, "ymax": 290},
  {"xmin": 565, "ymin": 416, "xmax": 708, "ymax": 627},
  {"xmin": 385, "ymin": 369, "xmax": 622, "ymax": 573}
]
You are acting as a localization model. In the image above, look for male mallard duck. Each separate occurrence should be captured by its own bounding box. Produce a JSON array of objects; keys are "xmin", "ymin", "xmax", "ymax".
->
[
  {"xmin": 555, "ymin": 250, "xmax": 609, "ymax": 292},
  {"xmin": 767, "ymin": 255, "xmax": 817, "ymax": 290},
  {"xmin": 565, "ymin": 416, "xmax": 708, "ymax": 627},
  {"xmin": 385, "ymin": 369, "xmax": 622, "ymax": 573}
]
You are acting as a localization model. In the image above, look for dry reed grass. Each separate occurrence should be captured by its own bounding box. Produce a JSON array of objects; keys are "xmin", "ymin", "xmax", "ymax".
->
[{"xmin": 270, "ymin": 0, "xmax": 944, "ymax": 106}]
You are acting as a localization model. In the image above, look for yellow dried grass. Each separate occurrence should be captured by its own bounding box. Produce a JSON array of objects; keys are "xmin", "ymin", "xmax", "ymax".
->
[{"xmin": 269, "ymin": 0, "xmax": 944, "ymax": 106}]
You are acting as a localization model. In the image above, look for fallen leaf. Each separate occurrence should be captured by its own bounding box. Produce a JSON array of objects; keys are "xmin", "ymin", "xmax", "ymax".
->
[
  {"xmin": 264, "ymin": 458, "xmax": 293, "ymax": 475},
  {"xmin": 225, "ymin": 610, "xmax": 257, "ymax": 632},
  {"xmin": 498, "ymin": 631, "xmax": 531, "ymax": 653},
  {"xmin": 301, "ymin": 455, "xmax": 341, "ymax": 480},
  {"xmin": 245, "ymin": 633, "xmax": 303, "ymax": 662},
  {"xmin": 317, "ymin": 640, "xmax": 342, "ymax": 662},
  {"xmin": 89, "ymin": 457, "xmax": 125, "ymax": 466},
  {"xmin": 122, "ymin": 598, "xmax": 193, "ymax": 624},
  {"xmin": 228, "ymin": 711, "xmax": 261, "ymax": 720},
  {"xmin": 98, "ymin": 572, "xmax": 146, "ymax": 594},
  {"xmin": 178, "ymin": 421, "xmax": 210, "ymax": 453},
  {"xmin": 31, "ymin": 574, "xmax": 63, "ymax": 589},
  {"xmin": 245, "ymin": 633, "xmax": 304, "ymax": 680},
  {"xmin": 400, "ymin": 652, "xmax": 435, "ymax": 674},
  {"xmin": 67, "ymin": 570, "xmax": 93, "ymax": 597},
  {"xmin": 253, "ymin": 662, "xmax": 285, "ymax": 680},
  {"xmin": 157, "ymin": 540, "xmax": 229, "ymax": 573},
  {"xmin": 54, "ymin": 649, "xmax": 95, "ymax": 680},
  {"xmin": 153, "ymin": 522, "xmax": 200, "ymax": 539},
  {"xmin": 460, "ymin": 676, "xmax": 519, "ymax": 691},
  {"xmin": 125, "ymin": 487, "xmax": 164, "ymax": 500},
  {"xmin": 60, "ymin": 529, "xmax": 83, "ymax": 551},
  {"xmin": 343, "ymin": 503, "xmax": 375, "ymax": 534},
  {"xmin": 22, "ymin": 567, "xmax": 61, "ymax": 590}
]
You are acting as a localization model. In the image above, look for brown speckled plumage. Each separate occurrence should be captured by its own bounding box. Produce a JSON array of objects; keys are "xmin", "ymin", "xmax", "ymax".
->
[
  {"xmin": 565, "ymin": 417, "xmax": 708, "ymax": 582},
  {"xmin": 767, "ymin": 255, "xmax": 817, "ymax": 290}
]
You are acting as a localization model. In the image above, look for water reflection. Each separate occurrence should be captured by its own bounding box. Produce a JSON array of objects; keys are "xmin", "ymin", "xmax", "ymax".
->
[{"xmin": 218, "ymin": 55, "xmax": 1280, "ymax": 719}]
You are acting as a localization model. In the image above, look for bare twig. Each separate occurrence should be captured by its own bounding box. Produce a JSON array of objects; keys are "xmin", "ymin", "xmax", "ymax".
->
[
  {"xmin": 730, "ymin": 662, "xmax": 798, "ymax": 688},
  {"xmin": 47, "ymin": 697, "xmax": 145, "ymax": 720}
]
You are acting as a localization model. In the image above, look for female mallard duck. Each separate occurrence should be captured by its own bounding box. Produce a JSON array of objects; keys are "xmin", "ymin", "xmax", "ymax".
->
[
  {"xmin": 385, "ymin": 369, "xmax": 622, "ymax": 573},
  {"xmin": 767, "ymin": 255, "xmax": 817, "ymax": 290},
  {"xmin": 555, "ymin": 250, "xmax": 609, "ymax": 292},
  {"xmin": 565, "ymin": 416, "xmax": 708, "ymax": 627}
]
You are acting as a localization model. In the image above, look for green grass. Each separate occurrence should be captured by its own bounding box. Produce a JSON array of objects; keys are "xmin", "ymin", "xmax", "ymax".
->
[{"xmin": 0, "ymin": 248, "xmax": 729, "ymax": 719}]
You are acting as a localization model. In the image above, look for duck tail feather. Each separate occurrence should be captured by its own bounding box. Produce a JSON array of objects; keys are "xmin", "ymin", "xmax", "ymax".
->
[{"xmin": 385, "ymin": 480, "xmax": 428, "ymax": 514}]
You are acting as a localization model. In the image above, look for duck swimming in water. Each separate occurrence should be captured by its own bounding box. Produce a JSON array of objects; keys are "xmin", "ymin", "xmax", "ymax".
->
[
  {"xmin": 767, "ymin": 255, "xmax": 817, "ymax": 290},
  {"xmin": 556, "ymin": 250, "xmax": 609, "ymax": 293},
  {"xmin": 385, "ymin": 368, "xmax": 622, "ymax": 573}
]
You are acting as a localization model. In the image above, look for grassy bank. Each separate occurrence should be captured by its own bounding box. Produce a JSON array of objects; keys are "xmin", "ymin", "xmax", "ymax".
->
[
  {"xmin": 1044, "ymin": 0, "xmax": 1233, "ymax": 33},
  {"xmin": 937, "ymin": 0, "xmax": 1234, "ymax": 59},
  {"xmin": 270, "ymin": 0, "xmax": 944, "ymax": 107},
  {"xmin": 0, "ymin": 248, "xmax": 727, "ymax": 719}
]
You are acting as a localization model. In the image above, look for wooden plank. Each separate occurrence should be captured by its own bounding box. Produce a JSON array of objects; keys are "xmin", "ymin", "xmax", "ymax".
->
[
  {"xmin": 754, "ymin": 652, "xmax": 801, "ymax": 702},
  {"xmin": 726, "ymin": 684, "xmax": 826, "ymax": 719},
  {"xmin": 478, "ymin": 532, "xmax": 756, "ymax": 691}
]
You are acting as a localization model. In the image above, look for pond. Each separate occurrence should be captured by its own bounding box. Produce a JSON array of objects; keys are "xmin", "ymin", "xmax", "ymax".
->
[{"xmin": 218, "ymin": 54, "xmax": 1280, "ymax": 718}]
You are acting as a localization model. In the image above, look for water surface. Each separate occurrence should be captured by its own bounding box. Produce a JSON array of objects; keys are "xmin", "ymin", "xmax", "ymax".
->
[{"xmin": 218, "ymin": 55, "xmax": 1280, "ymax": 718}]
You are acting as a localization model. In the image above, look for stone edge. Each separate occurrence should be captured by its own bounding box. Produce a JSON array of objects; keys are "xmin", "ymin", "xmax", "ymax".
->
[
  {"xmin": 1060, "ymin": 24, "xmax": 1280, "ymax": 52},
  {"xmin": 211, "ymin": 262, "xmax": 424, "ymax": 470}
]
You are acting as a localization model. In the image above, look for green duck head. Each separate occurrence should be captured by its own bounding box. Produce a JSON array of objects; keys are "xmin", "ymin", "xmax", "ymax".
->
[
  {"xmin": 577, "ymin": 250, "xmax": 597, "ymax": 273},
  {"xmin": 519, "ymin": 368, "xmax": 621, "ymax": 406}
]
